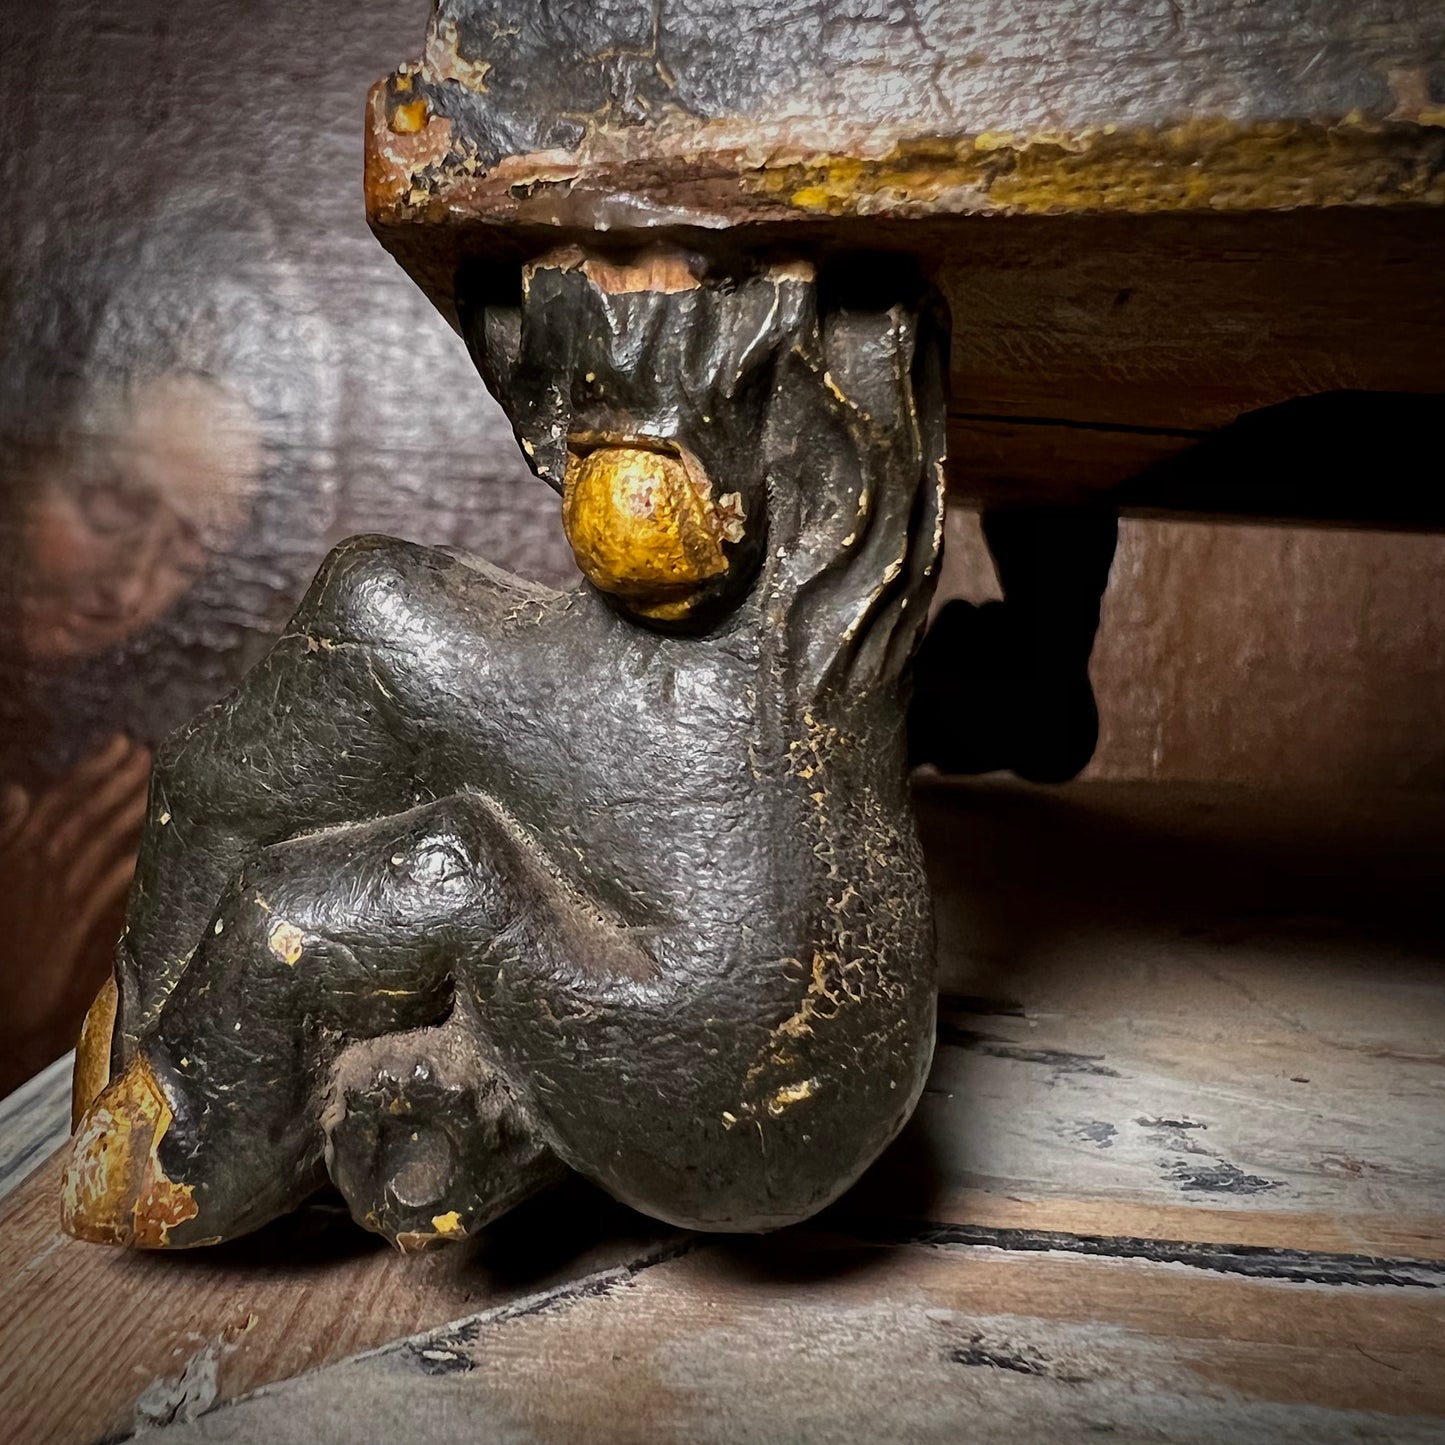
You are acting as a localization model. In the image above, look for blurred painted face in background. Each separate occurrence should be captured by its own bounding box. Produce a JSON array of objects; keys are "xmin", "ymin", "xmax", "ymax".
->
[{"xmin": 16, "ymin": 373, "xmax": 260, "ymax": 662}]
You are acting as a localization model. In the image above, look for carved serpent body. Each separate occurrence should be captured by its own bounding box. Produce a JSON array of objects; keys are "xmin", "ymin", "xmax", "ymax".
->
[{"xmin": 62, "ymin": 254, "xmax": 949, "ymax": 1248}]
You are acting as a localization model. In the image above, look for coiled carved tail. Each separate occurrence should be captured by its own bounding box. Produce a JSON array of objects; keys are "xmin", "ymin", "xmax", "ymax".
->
[{"xmin": 62, "ymin": 252, "xmax": 949, "ymax": 1249}]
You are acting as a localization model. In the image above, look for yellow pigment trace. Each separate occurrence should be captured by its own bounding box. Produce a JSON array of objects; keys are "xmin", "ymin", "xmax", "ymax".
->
[
  {"xmin": 561, "ymin": 444, "xmax": 732, "ymax": 620},
  {"xmin": 61, "ymin": 1055, "xmax": 198, "ymax": 1248},
  {"xmin": 71, "ymin": 973, "xmax": 118, "ymax": 1131}
]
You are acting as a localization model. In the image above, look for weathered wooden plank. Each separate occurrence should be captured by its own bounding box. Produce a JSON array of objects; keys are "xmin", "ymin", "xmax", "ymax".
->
[
  {"xmin": 943, "ymin": 212, "xmax": 1445, "ymax": 433},
  {"xmin": 938, "ymin": 209, "xmax": 1445, "ymax": 519},
  {"xmin": 138, "ymin": 1233, "xmax": 1445, "ymax": 1444},
  {"xmin": 895, "ymin": 779, "xmax": 1445, "ymax": 1258},
  {"xmin": 861, "ymin": 985, "xmax": 1445, "ymax": 1256},
  {"xmin": 0, "ymin": 1157, "xmax": 674, "ymax": 1445},
  {"xmin": 366, "ymin": 0, "xmax": 1445, "ymax": 241},
  {"xmin": 0, "ymin": 1053, "xmax": 71, "ymax": 1203}
]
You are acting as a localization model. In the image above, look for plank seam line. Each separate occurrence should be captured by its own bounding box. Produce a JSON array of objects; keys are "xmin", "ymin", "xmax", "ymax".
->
[
  {"xmin": 829, "ymin": 1218, "xmax": 1445, "ymax": 1289},
  {"xmin": 411, "ymin": 1233, "xmax": 705, "ymax": 1354},
  {"xmin": 131, "ymin": 1232, "xmax": 711, "ymax": 1438}
]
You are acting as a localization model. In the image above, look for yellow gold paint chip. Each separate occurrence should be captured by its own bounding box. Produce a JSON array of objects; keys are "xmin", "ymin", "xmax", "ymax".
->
[
  {"xmin": 62, "ymin": 1056, "xmax": 198, "ymax": 1248},
  {"xmin": 71, "ymin": 974, "xmax": 118, "ymax": 1131},
  {"xmin": 767, "ymin": 1078, "xmax": 820, "ymax": 1115},
  {"xmin": 268, "ymin": 920, "xmax": 306, "ymax": 966},
  {"xmin": 390, "ymin": 97, "xmax": 431, "ymax": 134}
]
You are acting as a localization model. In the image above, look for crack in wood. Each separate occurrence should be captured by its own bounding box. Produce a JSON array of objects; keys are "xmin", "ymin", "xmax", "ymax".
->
[
  {"xmin": 398, "ymin": 1234, "xmax": 704, "ymax": 1366},
  {"xmin": 830, "ymin": 1219, "xmax": 1445, "ymax": 1289}
]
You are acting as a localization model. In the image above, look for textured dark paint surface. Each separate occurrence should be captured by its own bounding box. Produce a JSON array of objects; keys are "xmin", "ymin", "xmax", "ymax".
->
[
  {"xmin": 413, "ymin": 0, "xmax": 1445, "ymax": 161},
  {"xmin": 66, "ymin": 258, "xmax": 949, "ymax": 1245}
]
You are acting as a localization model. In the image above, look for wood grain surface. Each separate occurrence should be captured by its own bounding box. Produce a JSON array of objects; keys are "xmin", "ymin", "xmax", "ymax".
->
[
  {"xmin": 2, "ymin": 780, "xmax": 1441, "ymax": 1443},
  {"xmin": 0, "ymin": 1158, "xmax": 674, "ymax": 1444},
  {"xmin": 0, "ymin": 1054, "xmax": 71, "ymax": 1204},
  {"xmin": 938, "ymin": 210, "xmax": 1445, "ymax": 520},
  {"xmin": 147, "ymin": 1234, "xmax": 1445, "ymax": 1445}
]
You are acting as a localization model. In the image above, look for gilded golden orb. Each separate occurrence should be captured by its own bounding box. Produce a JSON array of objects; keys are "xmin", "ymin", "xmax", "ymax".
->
[{"xmin": 561, "ymin": 444, "xmax": 744, "ymax": 620}]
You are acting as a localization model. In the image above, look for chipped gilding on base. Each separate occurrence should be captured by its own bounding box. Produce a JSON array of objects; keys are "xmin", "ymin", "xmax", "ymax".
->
[{"xmin": 62, "ymin": 1056, "xmax": 198, "ymax": 1248}]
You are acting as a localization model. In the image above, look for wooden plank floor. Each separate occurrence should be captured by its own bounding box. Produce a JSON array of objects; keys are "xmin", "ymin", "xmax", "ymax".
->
[
  {"xmin": 146, "ymin": 1235, "xmax": 1445, "ymax": 1445},
  {"xmin": 897, "ymin": 780, "xmax": 1445, "ymax": 1260},
  {"xmin": 1, "ymin": 780, "xmax": 1441, "ymax": 1444},
  {"xmin": 0, "ymin": 1053, "xmax": 70, "ymax": 1204}
]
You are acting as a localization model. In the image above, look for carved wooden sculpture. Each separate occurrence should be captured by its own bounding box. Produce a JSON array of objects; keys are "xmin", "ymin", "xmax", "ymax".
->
[
  {"xmin": 61, "ymin": 0, "xmax": 1445, "ymax": 1250},
  {"xmin": 62, "ymin": 247, "xmax": 948, "ymax": 1248}
]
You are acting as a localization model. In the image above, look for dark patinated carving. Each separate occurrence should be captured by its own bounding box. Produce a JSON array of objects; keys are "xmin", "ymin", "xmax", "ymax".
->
[{"xmin": 63, "ymin": 251, "xmax": 948, "ymax": 1249}]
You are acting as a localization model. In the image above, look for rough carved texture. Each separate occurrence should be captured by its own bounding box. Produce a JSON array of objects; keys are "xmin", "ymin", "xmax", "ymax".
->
[
  {"xmin": 364, "ymin": 0, "xmax": 1445, "ymax": 329},
  {"xmin": 62, "ymin": 255, "xmax": 948, "ymax": 1248}
]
